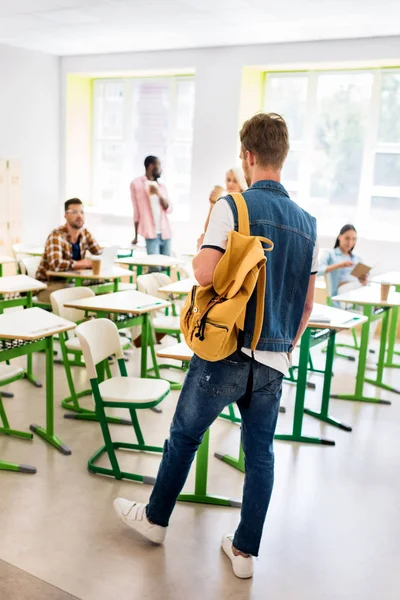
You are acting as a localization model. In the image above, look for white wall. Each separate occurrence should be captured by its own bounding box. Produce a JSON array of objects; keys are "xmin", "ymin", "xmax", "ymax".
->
[
  {"xmin": 0, "ymin": 43, "xmax": 60, "ymax": 244},
  {"xmin": 61, "ymin": 36, "xmax": 400, "ymax": 268}
]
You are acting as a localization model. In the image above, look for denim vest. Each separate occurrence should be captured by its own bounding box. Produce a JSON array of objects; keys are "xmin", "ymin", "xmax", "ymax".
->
[{"xmin": 225, "ymin": 180, "xmax": 317, "ymax": 352}]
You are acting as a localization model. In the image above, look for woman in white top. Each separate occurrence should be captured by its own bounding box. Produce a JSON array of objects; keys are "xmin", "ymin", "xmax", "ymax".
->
[{"xmin": 205, "ymin": 167, "xmax": 247, "ymax": 232}]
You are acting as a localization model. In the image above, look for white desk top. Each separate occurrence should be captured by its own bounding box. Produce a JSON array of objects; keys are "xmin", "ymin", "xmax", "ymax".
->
[
  {"xmin": 158, "ymin": 278, "xmax": 197, "ymax": 295},
  {"xmin": 0, "ymin": 275, "xmax": 47, "ymax": 294},
  {"xmin": 157, "ymin": 342, "xmax": 192, "ymax": 361},
  {"xmin": 0, "ymin": 255, "xmax": 15, "ymax": 265},
  {"xmin": 117, "ymin": 254, "xmax": 185, "ymax": 268},
  {"xmin": 372, "ymin": 272, "xmax": 400, "ymax": 286},
  {"xmin": 333, "ymin": 284, "xmax": 400, "ymax": 308},
  {"xmin": 309, "ymin": 303, "xmax": 367, "ymax": 330},
  {"xmin": 0, "ymin": 308, "xmax": 75, "ymax": 340},
  {"xmin": 64, "ymin": 290, "xmax": 171, "ymax": 315},
  {"xmin": 15, "ymin": 246, "xmax": 44, "ymax": 257},
  {"xmin": 46, "ymin": 266, "xmax": 132, "ymax": 281}
]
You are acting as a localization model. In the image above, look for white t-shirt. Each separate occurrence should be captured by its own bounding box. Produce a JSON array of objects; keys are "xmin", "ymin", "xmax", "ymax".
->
[
  {"xmin": 202, "ymin": 198, "xmax": 319, "ymax": 376},
  {"xmin": 147, "ymin": 181, "xmax": 161, "ymax": 234}
]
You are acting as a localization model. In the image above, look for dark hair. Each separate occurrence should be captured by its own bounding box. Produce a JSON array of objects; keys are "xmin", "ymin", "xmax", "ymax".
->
[
  {"xmin": 144, "ymin": 156, "xmax": 158, "ymax": 170},
  {"xmin": 240, "ymin": 112, "xmax": 289, "ymax": 169},
  {"xmin": 65, "ymin": 198, "xmax": 83, "ymax": 212},
  {"xmin": 334, "ymin": 224, "xmax": 357, "ymax": 254}
]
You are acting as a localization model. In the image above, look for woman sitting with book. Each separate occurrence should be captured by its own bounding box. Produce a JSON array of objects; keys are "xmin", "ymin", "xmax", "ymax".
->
[{"xmin": 318, "ymin": 224, "xmax": 368, "ymax": 297}]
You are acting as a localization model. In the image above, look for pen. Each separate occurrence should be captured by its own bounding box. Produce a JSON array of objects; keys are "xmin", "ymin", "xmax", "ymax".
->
[{"xmin": 135, "ymin": 301, "xmax": 163, "ymax": 310}]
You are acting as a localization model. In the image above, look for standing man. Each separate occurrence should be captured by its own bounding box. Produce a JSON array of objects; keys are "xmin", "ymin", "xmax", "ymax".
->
[
  {"xmin": 114, "ymin": 114, "xmax": 318, "ymax": 579},
  {"xmin": 36, "ymin": 198, "xmax": 101, "ymax": 303},
  {"xmin": 130, "ymin": 156, "xmax": 172, "ymax": 255}
]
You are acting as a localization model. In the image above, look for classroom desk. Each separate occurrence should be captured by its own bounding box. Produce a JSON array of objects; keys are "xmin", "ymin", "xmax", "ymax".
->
[
  {"xmin": 0, "ymin": 255, "xmax": 15, "ymax": 277},
  {"xmin": 15, "ymin": 246, "xmax": 44, "ymax": 257},
  {"xmin": 46, "ymin": 266, "xmax": 132, "ymax": 293},
  {"xmin": 372, "ymin": 272, "xmax": 400, "ymax": 369},
  {"xmin": 333, "ymin": 284, "xmax": 400, "ymax": 402},
  {"xmin": 64, "ymin": 290, "xmax": 170, "ymax": 382},
  {"xmin": 158, "ymin": 278, "xmax": 196, "ymax": 297},
  {"xmin": 0, "ymin": 275, "xmax": 48, "ymax": 387},
  {"xmin": 0, "ymin": 308, "xmax": 75, "ymax": 457},
  {"xmin": 215, "ymin": 304, "xmax": 367, "ymax": 475},
  {"xmin": 117, "ymin": 254, "xmax": 185, "ymax": 280}
]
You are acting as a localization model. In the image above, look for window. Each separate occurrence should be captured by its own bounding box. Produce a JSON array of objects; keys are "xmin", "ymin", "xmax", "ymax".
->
[
  {"xmin": 92, "ymin": 76, "xmax": 195, "ymax": 220},
  {"xmin": 263, "ymin": 69, "xmax": 400, "ymax": 240}
]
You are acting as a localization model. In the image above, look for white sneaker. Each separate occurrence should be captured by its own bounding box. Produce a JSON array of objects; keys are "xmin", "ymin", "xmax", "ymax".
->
[
  {"xmin": 113, "ymin": 499, "xmax": 167, "ymax": 544},
  {"xmin": 221, "ymin": 533, "xmax": 254, "ymax": 579}
]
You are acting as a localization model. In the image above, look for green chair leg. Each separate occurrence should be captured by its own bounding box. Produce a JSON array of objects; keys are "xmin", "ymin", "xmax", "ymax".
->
[
  {"xmin": 0, "ymin": 395, "xmax": 33, "ymax": 440},
  {"xmin": 87, "ymin": 376, "xmax": 164, "ymax": 482}
]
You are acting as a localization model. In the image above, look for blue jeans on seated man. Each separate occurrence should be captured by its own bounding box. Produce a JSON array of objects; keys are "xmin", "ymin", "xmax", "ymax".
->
[{"xmin": 146, "ymin": 351, "xmax": 283, "ymax": 557}]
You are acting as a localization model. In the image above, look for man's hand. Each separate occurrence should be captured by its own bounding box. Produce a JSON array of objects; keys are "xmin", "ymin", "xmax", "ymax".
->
[
  {"xmin": 73, "ymin": 259, "xmax": 92, "ymax": 270},
  {"xmin": 149, "ymin": 183, "xmax": 159, "ymax": 195},
  {"xmin": 131, "ymin": 235, "xmax": 138, "ymax": 245}
]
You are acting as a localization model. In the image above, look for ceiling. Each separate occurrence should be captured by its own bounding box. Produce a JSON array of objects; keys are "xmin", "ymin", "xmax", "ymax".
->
[{"xmin": 0, "ymin": 0, "xmax": 400, "ymax": 56}]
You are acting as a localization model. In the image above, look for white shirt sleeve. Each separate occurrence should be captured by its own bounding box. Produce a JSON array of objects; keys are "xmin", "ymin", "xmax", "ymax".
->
[
  {"xmin": 311, "ymin": 239, "xmax": 319, "ymax": 274},
  {"xmin": 202, "ymin": 199, "xmax": 234, "ymax": 251}
]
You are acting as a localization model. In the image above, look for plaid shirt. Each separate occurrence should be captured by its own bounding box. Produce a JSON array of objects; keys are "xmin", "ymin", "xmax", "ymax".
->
[{"xmin": 36, "ymin": 225, "xmax": 101, "ymax": 281}]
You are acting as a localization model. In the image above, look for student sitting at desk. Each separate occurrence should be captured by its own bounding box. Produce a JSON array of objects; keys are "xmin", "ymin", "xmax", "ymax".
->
[
  {"xmin": 318, "ymin": 223, "xmax": 377, "ymax": 368},
  {"xmin": 35, "ymin": 198, "xmax": 101, "ymax": 302},
  {"xmin": 318, "ymin": 224, "xmax": 367, "ymax": 297}
]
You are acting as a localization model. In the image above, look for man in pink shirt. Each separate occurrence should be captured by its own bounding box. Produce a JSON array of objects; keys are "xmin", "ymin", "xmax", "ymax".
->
[{"xmin": 130, "ymin": 156, "xmax": 172, "ymax": 257}]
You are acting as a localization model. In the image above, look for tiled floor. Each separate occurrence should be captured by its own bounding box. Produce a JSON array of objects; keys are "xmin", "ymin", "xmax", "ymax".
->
[{"xmin": 0, "ymin": 337, "xmax": 399, "ymax": 600}]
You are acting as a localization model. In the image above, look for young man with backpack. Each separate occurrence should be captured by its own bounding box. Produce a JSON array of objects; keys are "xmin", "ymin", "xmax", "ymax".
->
[{"xmin": 113, "ymin": 113, "xmax": 319, "ymax": 579}]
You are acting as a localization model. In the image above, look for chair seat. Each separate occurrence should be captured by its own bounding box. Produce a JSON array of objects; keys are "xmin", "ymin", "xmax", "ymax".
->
[
  {"xmin": 153, "ymin": 315, "xmax": 181, "ymax": 332},
  {"xmin": 99, "ymin": 377, "xmax": 170, "ymax": 404},
  {"xmin": 0, "ymin": 364, "xmax": 24, "ymax": 383},
  {"xmin": 65, "ymin": 336, "xmax": 81, "ymax": 352},
  {"xmin": 118, "ymin": 283, "xmax": 137, "ymax": 291}
]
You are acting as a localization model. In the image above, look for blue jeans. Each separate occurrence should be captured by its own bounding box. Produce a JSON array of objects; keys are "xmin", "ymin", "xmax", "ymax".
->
[
  {"xmin": 146, "ymin": 351, "xmax": 283, "ymax": 556},
  {"xmin": 145, "ymin": 234, "xmax": 171, "ymax": 256}
]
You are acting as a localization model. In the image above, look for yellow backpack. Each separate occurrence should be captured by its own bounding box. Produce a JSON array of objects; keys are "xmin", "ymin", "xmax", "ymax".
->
[{"xmin": 180, "ymin": 192, "xmax": 274, "ymax": 362}]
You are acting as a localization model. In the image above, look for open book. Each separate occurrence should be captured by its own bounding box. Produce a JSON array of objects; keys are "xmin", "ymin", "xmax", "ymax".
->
[{"xmin": 351, "ymin": 262, "xmax": 372, "ymax": 279}]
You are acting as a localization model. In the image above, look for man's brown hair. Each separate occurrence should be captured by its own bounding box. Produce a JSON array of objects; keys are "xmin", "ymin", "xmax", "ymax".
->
[{"xmin": 240, "ymin": 112, "xmax": 289, "ymax": 169}]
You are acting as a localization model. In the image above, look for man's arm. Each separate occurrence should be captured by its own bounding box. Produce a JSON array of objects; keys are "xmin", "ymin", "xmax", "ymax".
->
[
  {"xmin": 291, "ymin": 274, "xmax": 316, "ymax": 350},
  {"xmin": 130, "ymin": 182, "xmax": 140, "ymax": 243},
  {"xmin": 193, "ymin": 247, "xmax": 224, "ymax": 287},
  {"xmin": 192, "ymin": 199, "xmax": 233, "ymax": 287},
  {"xmin": 86, "ymin": 231, "xmax": 102, "ymax": 256},
  {"xmin": 46, "ymin": 233, "xmax": 73, "ymax": 272}
]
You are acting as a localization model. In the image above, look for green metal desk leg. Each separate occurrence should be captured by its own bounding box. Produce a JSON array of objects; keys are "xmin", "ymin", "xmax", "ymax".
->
[
  {"xmin": 0, "ymin": 460, "xmax": 36, "ymax": 474},
  {"xmin": 275, "ymin": 328, "xmax": 335, "ymax": 445},
  {"xmin": 30, "ymin": 336, "xmax": 72, "ymax": 455},
  {"xmin": 304, "ymin": 332, "xmax": 352, "ymax": 431},
  {"xmin": 140, "ymin": 313, "xmax": 149, "ymax": 378},
  {"xmin": 113, "ymin": 278, "xmax": 119, "ymax": 292},
  {"xmin": 178, "ymin": 428, "xmax": 242, "ymax": 506},
  {"xmin": 332, "ymin": 305, "xmax": 391, "ymax": 405},
  {"xmin": 365, "ymin": 309, "xmax": 400, "ymax": 395},
  {"xmin": 215, "ymin": 435, "xmax": 245, "ymax": 473},
  {"xmin": 0, "ymin": 265, "xmax": 2, "ymax": 277},
  {"xmin": 24, "ymin": 292, "xmax": 42, "ymax": 388},
  {"xmin": 385, "ymin": 304, "xmax": 400, "ymax": 369}
]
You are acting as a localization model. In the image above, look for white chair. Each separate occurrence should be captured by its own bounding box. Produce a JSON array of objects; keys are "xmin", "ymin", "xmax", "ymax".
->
[
  {"xmin": 50, "ymin": 287, "xmax": 114, "ymax": 421},
  {"xmin": 18, "ymin": 256, "xmax": 41, "ymax": 278},
  {"xmin": 137, "ymin": 273, "xmax": 181, "ymax": 335},
  {"xmin": 76, "ymin": 318, "xmax": 169, "ymax": 482}
]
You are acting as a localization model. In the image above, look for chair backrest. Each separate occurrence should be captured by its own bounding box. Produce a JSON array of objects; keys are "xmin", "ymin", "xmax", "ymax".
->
[
  {"xmin": 19, "ymin": 256, "xmax": 41, "ymax": 278},
  {"xmin": 76, "ymin": 318, "xmax": 123, "ymax": 379},
  {"xmin": 137, "ymin": 273, "xmax": 171, "ymax": 299},
  {"xmin": 50, "ymin": 286, "xmax": 96, "ymax": 323}
]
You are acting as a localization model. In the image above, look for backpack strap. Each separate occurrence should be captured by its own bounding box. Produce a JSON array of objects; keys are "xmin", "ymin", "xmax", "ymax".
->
[
  {"xmin": 230, "ymin": 192, "xmax": 250, "ymax": 236},
  {"xmin": 250, "ymin": 262, "xmax": 266, "ymax": 351}
]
